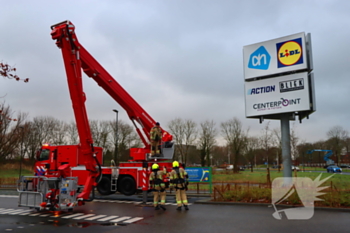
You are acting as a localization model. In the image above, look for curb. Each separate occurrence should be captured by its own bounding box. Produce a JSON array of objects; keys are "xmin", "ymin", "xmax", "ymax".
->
[{"xmin": 194, "ymin": 199, "xmax": 350, "ymax": 212}]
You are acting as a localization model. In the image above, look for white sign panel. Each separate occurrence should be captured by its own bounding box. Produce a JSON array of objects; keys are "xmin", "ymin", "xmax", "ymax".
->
[
  {"xmin": 243, "ymin": 32, "xmax": 307, "ymax": 80},
  {"xmin": 245, "ymin": 72, "xmax": 311, "ymax": 118}
]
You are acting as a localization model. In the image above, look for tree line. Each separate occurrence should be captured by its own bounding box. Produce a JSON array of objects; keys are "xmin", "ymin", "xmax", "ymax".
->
[{"xmin": 1, "ymin": 102, "xmax": 349, "ymax": 173}]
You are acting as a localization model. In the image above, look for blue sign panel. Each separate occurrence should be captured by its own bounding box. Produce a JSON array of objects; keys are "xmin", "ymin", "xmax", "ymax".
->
[
  {"xmin": 248, "ymin": 46, "xmax": 271, "ymax": 70},
  {"xmin": 185, "ymin": 167, "xmax": 211, "ymax": 183}
]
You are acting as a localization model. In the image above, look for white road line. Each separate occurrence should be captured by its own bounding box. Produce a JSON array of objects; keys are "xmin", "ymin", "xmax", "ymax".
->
[
  {"xmin": 97, "ymin": 215, "xmax": 119, "ymax": 221},
  {"xmin": 73, "ymin": 214, "xmax": 95, "ymax": 220},
  {"xmin": 0, "ymin": 195, "xmax": 18, "ymax": 198},
  {"xmin": 123, "ymin": 217, "xmax": 143, "ymax": 224},
  {"xmin": 29, "ymin": 213, "xmax": 42, "ymax": 216},
  {"xmin": 0, "ymin": 209, "xmax": 16, "ymax": 214},
  {"xmin": 39, "ymin": 214, "xmax": 51, "ymax": 217},
  {"xmin": 19, "ymin": 211, "xmax": 34, "ymax": 215},
  {"xmin": 61, "ymin": 213, "xmax": 85, "ymax": 219},
  {"xmin": 84, "ymin": 214, "xmax": 107, "ymax": 221},
  {"xmin": 110, "ymin": 216, "xmax": 130, "ymax": 223},
  {"xmin": 8, "ymin": 209, "xmax": 32, "ymax": 215}
]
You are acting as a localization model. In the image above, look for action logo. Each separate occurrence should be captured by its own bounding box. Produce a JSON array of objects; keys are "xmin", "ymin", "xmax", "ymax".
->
[
  {"xmin": 276, "ymin": 38, "xmax": 303, "ymax": 68},
  {"xmin": 247, "ymin": 85, "xmax": 275, "ymax": 95}
]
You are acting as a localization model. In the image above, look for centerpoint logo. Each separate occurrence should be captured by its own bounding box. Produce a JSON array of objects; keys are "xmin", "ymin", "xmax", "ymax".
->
[
  {"xmin": 271, "ymin": 174, "xmax": 333, "ymax": 220},
  {"xmin": 253, "ymin": 98, "xmax": 301, "ymax": 111},
  {"xmin": 276, "ymin": 38, "xmax": 303, "ymax": 68}
]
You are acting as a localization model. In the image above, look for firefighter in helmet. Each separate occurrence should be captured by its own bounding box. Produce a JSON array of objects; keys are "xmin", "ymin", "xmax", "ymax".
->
[
  {"xmin": 150, "ymin": 122, "xmax": 162, "ymax": 156},
  {"xmin": 169, "ymin": 161, "xmax": 189, "ymax": 210},
  {"xmin": 149, "ymin": 163, "xmax": 167, "ymax": 210}
]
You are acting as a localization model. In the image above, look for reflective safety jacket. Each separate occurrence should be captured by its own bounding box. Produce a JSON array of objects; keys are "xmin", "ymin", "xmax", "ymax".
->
[
  {"xmin": 169, "ymin": 167, "xmax": 188, "ymax": 189},
  {"xmin": 150, "ymin": 126, "xmax": 162, "ymax": 141},
  {"xmin": 149, "ymin": 169, "xmax": 167, "ymax": 190}
]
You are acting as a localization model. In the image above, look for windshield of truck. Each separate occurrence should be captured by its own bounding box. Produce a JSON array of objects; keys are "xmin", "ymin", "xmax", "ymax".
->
[{"xmin": 38, "ymin": 149, "xmax": 50, "ymax": 161}]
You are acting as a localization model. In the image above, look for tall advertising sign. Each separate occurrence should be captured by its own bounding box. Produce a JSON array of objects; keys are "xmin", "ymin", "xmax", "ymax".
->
[
  {"xmin": 243, "ymin": 32, "xmax": 315, "ymax": 121},
  {"xmin": 243, "ymin": 32, "xmax": 309, "ymax": 81}
]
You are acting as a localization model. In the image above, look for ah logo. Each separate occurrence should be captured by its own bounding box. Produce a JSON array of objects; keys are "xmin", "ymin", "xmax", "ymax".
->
[
  {"xmin": 248, "ymin": 46, "xmax": 271, "ymax": 70},
  {"xmin": 277, "ymin": 38, "xmax": 303, "ymax": 68}
]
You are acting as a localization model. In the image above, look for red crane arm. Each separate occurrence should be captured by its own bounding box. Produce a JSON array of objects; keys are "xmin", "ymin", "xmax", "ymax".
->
[
  {"xmin": 51, "ymin": 21, "xmax": 171, "ymax": 148},
  {"xmin": 51, "ymin": 21, "xmax": 99, "ymax": 200}
]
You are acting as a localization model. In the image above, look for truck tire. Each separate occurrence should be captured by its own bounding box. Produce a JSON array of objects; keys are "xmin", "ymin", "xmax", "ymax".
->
[
  {"xmin": 117, "ymin": 176, "xmax": 136, "ymax": 196},
  {"xmin": 97, "ymin": 176, "xmax": 112, "ymax": 195}
]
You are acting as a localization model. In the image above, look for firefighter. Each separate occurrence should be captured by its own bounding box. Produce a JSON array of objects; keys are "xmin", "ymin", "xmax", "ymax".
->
[
  {"xmin": 149, "ymin": 163, "xmax": 167, "ymax": 210},
  {"xmin": 170, "ymin": 161, "xmax": 189, "ymax": 210},
  {"xmin": 150, "ymin": 122, "xmax": 162, "ymax": 156}
]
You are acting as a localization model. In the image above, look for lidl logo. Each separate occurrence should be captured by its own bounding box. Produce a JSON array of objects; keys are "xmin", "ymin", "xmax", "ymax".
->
[
  {"xmin": 276, "ymin": 38, "xmax": 303, "ymax": 68},
  {"xmin": 248, "ymin": 46, "xmax": 271, "ymax": 70}
]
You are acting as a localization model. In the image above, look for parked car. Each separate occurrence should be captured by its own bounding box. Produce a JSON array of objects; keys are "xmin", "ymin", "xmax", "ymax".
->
[
  {"xmin": 272, "ymin": 165, "xmax": 281, "ymax": 169},
  {"xmin": 292, "ymin": 166, "xmax": 300, "ymax": 171},
  {"xmin": 327, "ymin": 165, "xmax": 342, "ymax": 173}
]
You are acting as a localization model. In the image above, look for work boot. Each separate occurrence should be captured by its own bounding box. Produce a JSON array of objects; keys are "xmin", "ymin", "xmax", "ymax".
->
[
  {"xmin": 176, "ymin": 206, "xmax": 182, "ymax": 211},
  {"xmin": 160, "ymin": 205, "xmax": 166, "ymax": 210},
  {"xmin": 155, "ymin": 205, "xmax": 160, "ymax": 210},
  {"xmin": 184, "ymin": 205, "xmax": 189, "ymax": 210}
]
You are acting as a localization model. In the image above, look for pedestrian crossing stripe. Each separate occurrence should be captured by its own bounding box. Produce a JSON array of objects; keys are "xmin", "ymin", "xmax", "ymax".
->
[{"xmin": 0, "ymin": 208, "xmax": 143, "ymax": 224}]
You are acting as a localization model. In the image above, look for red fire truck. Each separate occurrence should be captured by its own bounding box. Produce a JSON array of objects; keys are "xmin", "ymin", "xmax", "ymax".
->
[{"xmin": 17, "ymin": 20, "xmax": 175, "ymax": 211}]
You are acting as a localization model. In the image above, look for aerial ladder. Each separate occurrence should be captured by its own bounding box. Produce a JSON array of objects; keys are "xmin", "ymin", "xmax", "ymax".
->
[{"xmin": 17, "ymin": 20, "xmax": 174, "ymax": 211}]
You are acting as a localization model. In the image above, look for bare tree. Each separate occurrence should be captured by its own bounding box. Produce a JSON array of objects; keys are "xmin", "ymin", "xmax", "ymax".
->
[
  {"xmin": 109, "ymin": 119, "xmax": 142, "ymax": 163},
  {"xmin": 327, "ymin": 125, "xmax": 349, "ymax": 165},
  {"xmin": 244, "ymin": 136, "xmax": 259, "ymax": 172},
  {"xmin": 259, "ymin": 122, "xmax": 273, "ymax": 167},
  {"xmin": 272, "ymin": 128, "xmax": 282, "ymax": 169},
  {"xmin": 198, "ymin": 120, "xmax": 217, "ymax": 167},
  {"xmin": 90, "ymin": 120, "xmax": 111, "ymax": 149},
  {"xmin": 221, "ymin": 117, "xmax": 248, "ymax": 173},
  {"xmin": 0, "ymin": 103, "xmax": 27, "ymax": 161},
  {"xmin": 290, "ymin": 123, "xmax": 299, "ymax": 162},
  {"xmin": 0, "ymin": 62, "xmax": 29, "ymax": 83},
  {"xmin": 168, "ymin": 118, "xmax": 197, "ymax": 165},
  {"xmin": 66, "ymin": 121, "xmax": 79, "ymax": 145}
]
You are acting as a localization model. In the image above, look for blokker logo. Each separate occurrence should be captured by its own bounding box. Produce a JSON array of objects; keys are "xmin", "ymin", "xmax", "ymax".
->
[
  {"xmin": 248, "ymin": 46, "xmax": 271, "ymax": 70},
  {"xmin": 276, "ymin": 38, "xmax": 303, "ymax": 68},
  {"xmin": 271, "ymin": 174, "xmax": 333, "ymax": 220}
]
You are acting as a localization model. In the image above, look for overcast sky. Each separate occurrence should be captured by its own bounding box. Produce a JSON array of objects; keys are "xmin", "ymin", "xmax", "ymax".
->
[{"xmin": 1, "ymin": 0, "xmax": 349, "ymax": 145}]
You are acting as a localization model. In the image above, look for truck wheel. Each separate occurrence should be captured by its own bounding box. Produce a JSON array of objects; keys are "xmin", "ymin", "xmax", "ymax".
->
[
  {"xmin": 97, "ymin": 176, "xmax": 112, "ymax": 195},
  {"xmin": 117, "ymin": 176, "xmax": 136, "ymax": 196}
]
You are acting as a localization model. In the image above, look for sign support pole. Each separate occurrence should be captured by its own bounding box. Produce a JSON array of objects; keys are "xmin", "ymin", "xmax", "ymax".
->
[{"xmin": 281, "ymin": 114, "xmax": 292, "ymax": 178}]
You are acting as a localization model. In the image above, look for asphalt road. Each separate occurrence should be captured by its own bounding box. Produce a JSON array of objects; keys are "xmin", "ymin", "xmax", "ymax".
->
[{"xmin": 1, "ymin": 193, "xmax": 350, "ymax": 233}]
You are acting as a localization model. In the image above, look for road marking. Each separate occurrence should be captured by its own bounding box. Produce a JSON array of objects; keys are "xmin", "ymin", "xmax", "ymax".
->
[
  {"xmin": 8, "ymin": 209, "xmax": 31, "ymax": 215},
  {"xmin": 0, "ymin": 209, "xmax": 16, "ymax": 214},
  {"xmin": 97, "ymin": 215, "xmax": 119, "ymax": 221},
  {"xmin": 123, "ymin": 217, "xmax": 143, "ymax": 223},
  {"xmin": 29, "ymin": 213, "xmax": 42, "ymax": 216},
  {"xmin": 39, "ymin": 214, "xmax": 51, "ymax": 217},
  {"xmin": 84, "ymin": 214, "xmax": 107, "ymax": 220},
  {"xmin": 110, "ymin": 216, "xmax": 130, "ymax": 222},
  {"xmin": 73, "ymin": 214, "xmax": 96, "ymax": 220},
  {"xmin": 0, "ymin": 208, "xmax": 143, "ymax": 224},
  {"xmin": 0, "ymin": 195, "xmax": 18, "ymax": 198},
  {"xmin": 62, "ymin": 213, "xmax": 85, "ymax": 219}
]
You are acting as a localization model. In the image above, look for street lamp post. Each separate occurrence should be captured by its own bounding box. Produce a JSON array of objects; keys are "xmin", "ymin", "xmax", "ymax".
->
[
  {"xmin": 19, "ymin": 126, "xmax": 24, "ymax": 180},
  {"xmin": 113, "ymin": 109, "xmax": 119, "ymax": 165}
]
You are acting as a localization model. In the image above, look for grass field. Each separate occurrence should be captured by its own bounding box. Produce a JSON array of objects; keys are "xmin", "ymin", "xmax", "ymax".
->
[{"xmin": 211, "ymin": 168, "xmax": 350, "ymax": 207}]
